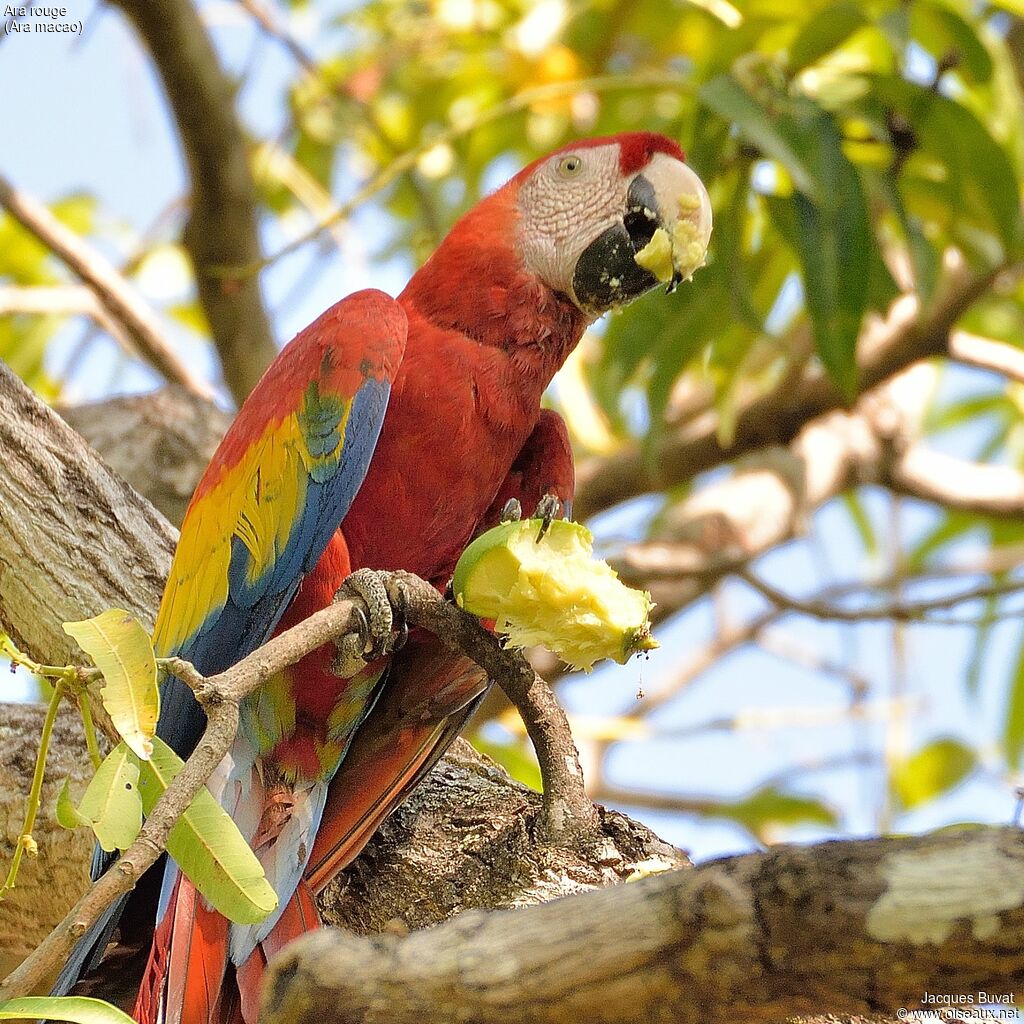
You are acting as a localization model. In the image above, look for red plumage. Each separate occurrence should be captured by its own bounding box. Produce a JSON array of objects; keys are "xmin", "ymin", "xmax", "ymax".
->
[{"xmin": 122, "ymin": 131, "xmax": 697, "ymax": 1024}]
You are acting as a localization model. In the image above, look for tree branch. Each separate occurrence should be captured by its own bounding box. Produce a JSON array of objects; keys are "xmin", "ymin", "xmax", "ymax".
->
[
  {"xmin": 575, "ymin": 257, "xmax": 1005, "ymax": 520},
  {"xmin": 391, "ymin": 572, "xmax": 599, "ymax": 842},
  {"xmin": 888, "ymin": 446, "xmax": 1024, "ymax": 518},
  {"xmin": 58, "ymin": 387, "xmax": 231, "ymax": 526},
  {"xmin": 734, "ymin": 567, "xmax": 1024, "ymax": 624},
  {"xmin": 0, "ymin": 361, "xmax": 176, "ymax": 667},
  {"xmin": 263, "ymin": 826, "xmax": 1024, "ymax": 1024},
  {"xmin": 0, "ymin": 173, "xmax": 212, "ymax": 399},
  {"xmin": 107, "ymin": 0, "xmax": 278, "ymax": 404}
]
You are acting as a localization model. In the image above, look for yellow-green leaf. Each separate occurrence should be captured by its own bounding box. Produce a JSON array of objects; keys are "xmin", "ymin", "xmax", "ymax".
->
[
  {"xmin": 64, "ymin": 609, "xmax": 159, "ymax": 760},
  {"xmin": 56, "ymin": 777, "xmax": 91, "ymax": 830},
  {"xmin": 892, "ymin": 737, "xmax": 977, "ymax": 810},
  {"xmin": 73, "ymin": 742, "xmax": 143, "ymax": 852},
  {"xmin": 133, "ymin": 738, "xmax": 277, "ymax": 925},
  {"xmin": 0, "ymin": 996, "xmax": 135, "ymax": 1022}
]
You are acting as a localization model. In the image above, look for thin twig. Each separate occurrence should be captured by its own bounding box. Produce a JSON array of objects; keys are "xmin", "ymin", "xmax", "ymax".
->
[
  {"xmin": 78, "ymin": 693, "xmax": 104, "ymax": 770},
  {"xmin": 0, "ymin": 572, "xmax": 596, "ymax": 998},
  {"xmin": 735, "ymin": 567, "xmax": 1024, "ymax": 623},
  {"xmin": 950, "ymin": 330, "xmax": 1024, "ymax": 385},
  {"xmin": 0, "ymin": 173, "xmax": 213, "ymax": 399},
  {"xmin": 0, "ymin": 680, "xmax": 64, "ymax": 897}
]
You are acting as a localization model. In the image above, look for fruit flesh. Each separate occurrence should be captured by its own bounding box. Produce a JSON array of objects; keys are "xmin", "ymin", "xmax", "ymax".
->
[
  {"xmin": 634, "ymin": 190, "xmax": 712, "ymax": 284},
  {"xmin": 453, "ymin": 519, "xmax": 657, "ymax": 672}
]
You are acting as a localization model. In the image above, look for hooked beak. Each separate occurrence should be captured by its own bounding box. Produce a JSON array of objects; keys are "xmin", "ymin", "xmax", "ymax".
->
[{"xmin": 572, "ymin": 155, "xmax": 713, "ymax": 315}]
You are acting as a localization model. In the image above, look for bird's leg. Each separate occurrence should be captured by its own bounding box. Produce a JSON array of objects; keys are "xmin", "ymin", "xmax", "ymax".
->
[
  {"xmin": 533, "ymin": 492, "xmax": 562, "ymax": 542},
  {"xmin": 333, "ymin": 569, "xmax": 409, "ymax": 676}
]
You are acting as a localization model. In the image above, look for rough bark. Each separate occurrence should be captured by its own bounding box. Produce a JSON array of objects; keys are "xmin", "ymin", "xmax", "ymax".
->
[
  {"xmin": 265, "ymin": 826, "xmax": 1024, "ymax": 1024},
  {"xmin": 0, "ymin": 361, "xmax": 175, "ymax": 666},
  {"xmin": 317, "ymin": 738, "xmax": 684, "ymax": 934},
  {"xmin": 0, "ymin": 706, "xmax": 93, "ymax": 985},
  {"xmin": 59, "ymin": 387, "xmax": 230, "ymax": 527}
]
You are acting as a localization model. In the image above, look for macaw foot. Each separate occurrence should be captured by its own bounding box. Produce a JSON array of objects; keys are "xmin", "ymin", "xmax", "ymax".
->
[
  {"xmin": 534, "ymin": 492, "xmax": 563, "ymax": 542},
  {"xmin": 333, "ymin": 568, "xmax": 409, "ymax": 676},
  {"xmin": 500, "ymin": 497, "xmax": 523, "ymax": 523}
]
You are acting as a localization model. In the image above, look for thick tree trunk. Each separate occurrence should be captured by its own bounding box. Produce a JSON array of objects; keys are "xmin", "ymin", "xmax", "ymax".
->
[
  {"xmin": 58, "ymin": 387, "xmax": 230, "ymax": 527},
  {"xmin": 265, "ymin": 827, "xmax": 1024, "ymax": 1024},
  {"xmin": 0, "ymin": 363, "xmax": 174, "ymax": 664}
]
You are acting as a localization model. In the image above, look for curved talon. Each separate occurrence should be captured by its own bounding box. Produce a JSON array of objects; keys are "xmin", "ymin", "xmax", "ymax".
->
[
  {"xmin": 332, "ymin": 603, "xmax": 369, "ymax": 676},
  {"xmin": 389, "ymin": 581, "xmax": 410, "ymax": 653},
  {"xmin": 338, "ymin": 568, "xmax": 393, "ymax": 662},
  {"xmin": 534, "ymin": 492, "xmax": 562, "ymax": 542},
  {"xmin": 500, "ymin": 497, "xmax": 523, "ymax": 523},
  {"xmin": 350, "ymin": 604, "xmax": 369, "ymax": 650}
]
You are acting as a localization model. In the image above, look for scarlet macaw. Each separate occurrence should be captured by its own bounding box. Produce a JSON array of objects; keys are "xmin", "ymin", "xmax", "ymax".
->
[{"xmin": 57, "ymin": 132, "xmax": 712, "ymax": 1023}]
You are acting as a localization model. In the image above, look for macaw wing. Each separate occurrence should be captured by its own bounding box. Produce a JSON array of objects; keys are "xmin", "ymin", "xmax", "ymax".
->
[
  {"xmin": 153, "ymin": 289, "xmax": 407, "ymax": 757},
  {"xmin": 305, "ymin": 633, "xmax": 490, "ymax": 892}
]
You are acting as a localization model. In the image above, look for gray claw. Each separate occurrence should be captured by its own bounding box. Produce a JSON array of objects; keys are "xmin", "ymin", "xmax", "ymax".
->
[
  {"xmin": 500, "ymin": 497, "xmax": 523, "ymax": 523},
  {"xmin": 534, "ymin": 493, "xmax": 562, "ymax": 542},
  {"xmin": 338, "ymin": 568, "xmax": 393, "ymax": 662}
]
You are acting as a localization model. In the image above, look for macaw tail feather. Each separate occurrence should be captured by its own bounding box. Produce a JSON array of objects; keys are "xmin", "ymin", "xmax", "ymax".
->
[
  {"xmin": 306, "ymin": 636, "xmax": 489, "ymax": 893},
  {"xmin": 134, "ymin": 875, "xmax": 318, "ymax": 1024},
  {"xmin": 134, "ymin": 874, "xmax": 230, "ymax": 1024},
  {"xmin": 232, "ymin": 879, "xmax": 319, "ymax": 1024}
]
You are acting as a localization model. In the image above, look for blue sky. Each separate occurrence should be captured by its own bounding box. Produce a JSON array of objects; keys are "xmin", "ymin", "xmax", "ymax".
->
[{"xmin": 2, "ymin": 0, "xmax": 1019, "ymax": 863}]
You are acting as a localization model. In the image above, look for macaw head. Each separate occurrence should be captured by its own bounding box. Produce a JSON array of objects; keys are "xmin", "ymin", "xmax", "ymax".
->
[
  {"xmin": 512, "ymin": 132, "xmax": 713, "ymax": 317},
  {"xmin": 401, "ymin": 132, "xmax": 712, "ymax": 353}
]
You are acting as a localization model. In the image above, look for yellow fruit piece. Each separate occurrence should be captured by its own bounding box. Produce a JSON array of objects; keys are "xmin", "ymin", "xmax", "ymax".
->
[
  {"xmin": 633, "ymin": 191, "xmax": 712, "ymax": 285},
  {"xmin": 452, "ymin": 519, "xmax": 658, "ymax": 672},
  {"xmin": 633, "ymin": 227, "xmax": 675, "ymax": 283}
]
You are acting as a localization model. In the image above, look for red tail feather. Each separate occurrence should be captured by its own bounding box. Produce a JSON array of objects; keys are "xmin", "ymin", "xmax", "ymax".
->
[
  {"xmin": 235, "ymin": 881, "xmax": 320, "ymax": 1024},
  {"xmin": 307, "ymin": 638, "xmax": 488, "ymax": 892},
  {"xmin": 133, "ymin": 875, "xmax": 230, "ymax": 1024}
]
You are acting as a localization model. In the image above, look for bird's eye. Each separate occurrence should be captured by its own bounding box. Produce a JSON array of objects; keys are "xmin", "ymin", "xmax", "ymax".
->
[{"xmin": 557, "ymin": 155, "xmax": 583, "ymax": 178}]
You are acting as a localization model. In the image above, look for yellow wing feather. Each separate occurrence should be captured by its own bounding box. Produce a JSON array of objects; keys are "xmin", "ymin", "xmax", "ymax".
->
[{"xmin": 152, "ymin": 409, "xmax": 328, "ymax": 657}]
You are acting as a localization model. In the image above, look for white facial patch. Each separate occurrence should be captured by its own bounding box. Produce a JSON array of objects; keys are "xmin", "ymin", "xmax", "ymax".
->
[{"xmin": 514, "ymin": 143, "xmax": 627, "ymax": 309}]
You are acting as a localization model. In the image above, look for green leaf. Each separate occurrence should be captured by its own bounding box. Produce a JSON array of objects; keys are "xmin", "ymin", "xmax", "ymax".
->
[
  {"xmin": 906, "ymin": 510, "xmax": 981, "ymax": 572},
  {"xmin": 872, "ymin": 76, "xmax": 1021, "ymax": 255},
  {"xmin": 891, "ymin": 737, "xmax": 976, "ymax": 810},
  {"xmin": 56, "ymin": 778, "xmax": 90, "ymax": 830},
  {"xmin": 699, "ymin": 74, "xmax": 819, "ymax": 197},
  {"xmin": 788, "ymin": 3, "xmax": 866, "ymax": 74},
  {"xmin": 74, "ymin": 743, "xmax": 143, "ymax": 852},
  {"xmin": 64, "ymin": 609, "xmax": 159, "ymax": 761},
  {"xmin": 910, "ymin": 3, "xmax": 993, "ymax": 86},
  {"xmin": 0, "ymin": 997, "xmax": 135, "ymax": 1023},
  {"xmin": 792, "ymin": 121, "xmax": 870, "ymax": 401},
  {"xmin": 715, "ymin": 785, "xmax": 838, "ymax": 841},
  {"xmin": 133, "ymin": 738, "xmax": 277, "ymax": 925},
  {"xmin": 840, "ymin": 490, "xmax": 877, "ymax": 558},
  {"xmin": 1003, "ymin": 628, "xmax": 1024, "ymax": 769},
  {"xmin": 701, "ymin": 73, "xmax": 871, "ymax": 399}
]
